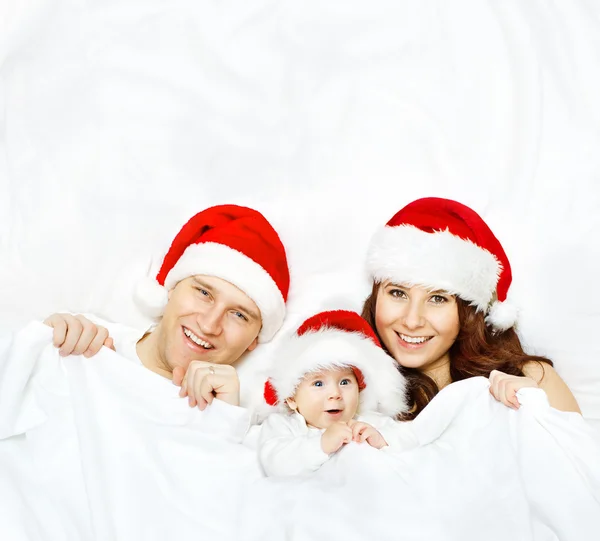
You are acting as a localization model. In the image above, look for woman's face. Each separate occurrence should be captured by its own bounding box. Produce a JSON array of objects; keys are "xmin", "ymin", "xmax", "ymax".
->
[{"xmin": 375, "ymin": 282, "xmax": 460, "ymax": 376}]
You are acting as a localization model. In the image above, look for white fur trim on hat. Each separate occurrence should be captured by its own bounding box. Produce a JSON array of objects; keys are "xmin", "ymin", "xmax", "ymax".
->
[
  {"xmin": 485, "ymin": 300, "xmax": 518, "ymax": 332},
  {"xmin": 164, "ymin": 242, "xmax": 285, "ymax": 342},
  {"xmin": 367, "ymin": 225, "xmax": 501, "ymax": 311},
  {"xmin": 134, "ymin": 276, "xmax": 169, "ymax": 318},
  {"xmin": 268, "ymin": 328, "xmax": 408, "ymax": 417}
]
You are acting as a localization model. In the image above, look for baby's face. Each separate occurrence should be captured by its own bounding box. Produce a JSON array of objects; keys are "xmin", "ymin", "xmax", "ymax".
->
[{"xmin": 286, "ymin": 367, "xmax": 359, "ymax": 429}]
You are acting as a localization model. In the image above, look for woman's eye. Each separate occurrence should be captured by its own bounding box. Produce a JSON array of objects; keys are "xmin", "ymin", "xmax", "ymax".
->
[
  {"xmin": 431, "ymin": 294, "xmax": 447, "ymax": 304},
  {"xmin": 313, "ymin": 381, "xmax": 323, "ymax": 387},
  {"xmin": 389, "ymin": 288, "xmax": 407, "ymax": 299}
]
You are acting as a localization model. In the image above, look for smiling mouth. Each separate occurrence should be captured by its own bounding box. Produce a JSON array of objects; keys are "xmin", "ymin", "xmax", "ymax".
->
[
  {"xmin": 183, "ymin": 327, "xmax": 214, "ymax": 349},
  {"xmin": 396, "ymin": 332, "xmax": 433, "ymax": 346}
]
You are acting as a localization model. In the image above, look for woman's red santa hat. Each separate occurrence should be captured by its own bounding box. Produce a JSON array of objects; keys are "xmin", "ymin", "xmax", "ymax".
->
[
  {"xmin": 263, "ymin": 310, "xmax": 408, "ymax": 417},
  {"xmin": 135, "ymin": 204, "xmax": 290, "ymax": 342},
  {"xmin": 366, "ymin": 197, "xmax": 517, "ymax": 331}
]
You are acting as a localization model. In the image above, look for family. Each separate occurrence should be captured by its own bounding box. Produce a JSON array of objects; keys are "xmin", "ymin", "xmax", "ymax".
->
[{"xmin": 42, "ymin": 197, "xmax": 580, "ymax": 472}]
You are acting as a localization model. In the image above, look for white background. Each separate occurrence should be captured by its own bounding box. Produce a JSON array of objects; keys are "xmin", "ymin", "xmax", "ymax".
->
[{"xmin": 1, "ymin": 0, "xmax": 599, "ymax": 418}]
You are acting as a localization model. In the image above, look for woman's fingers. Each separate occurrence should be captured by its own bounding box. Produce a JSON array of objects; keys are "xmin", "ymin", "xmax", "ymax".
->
[{"xmin": 489, "ymin": 370, "xmax": 537, "ymax": 410}]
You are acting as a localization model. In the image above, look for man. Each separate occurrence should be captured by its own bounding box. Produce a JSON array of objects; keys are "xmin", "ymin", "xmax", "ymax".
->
[{"xmin": 44, "ymin": 203, "xmax": 290, "ymax": 413}]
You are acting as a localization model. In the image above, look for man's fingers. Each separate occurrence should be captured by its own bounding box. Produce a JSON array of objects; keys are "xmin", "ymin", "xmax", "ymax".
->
[
  {"xmin": 83, "ymin": 327, "xmax": 109, "ymax": 357},
  {"xmin": 71, "ymin": 316, "xmax": 99, "ymax": 355},
  {"xmin": 58, "ymin": 315, "xmax": 83, "ymax": 356},
  {"xmin": 172, "ymin": 366, "xmax": 185, "ymax": 387},
  {"xmin": 198, "ymin": 375, "xmax": 216, "ymax": 410},
  {"xmin": 49, "ymin": 318, "xmax": 68, "ymax": 348},
  {"xmin": 103, "ymin": 336, "xmax": 115, "ymax": 351}
]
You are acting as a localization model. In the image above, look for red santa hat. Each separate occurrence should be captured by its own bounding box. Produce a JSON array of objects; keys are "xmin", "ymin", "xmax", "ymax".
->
[
  {"xmin": 263, "ymin": 310, "xmax": 408, "ymax": 417},
  {"xmin": 366, "ymin": 197, "xmax": 517, "ymax": 331},
  {"xmin": 135, "ymin": 204, "xmax": 289, "ymax": 342}
]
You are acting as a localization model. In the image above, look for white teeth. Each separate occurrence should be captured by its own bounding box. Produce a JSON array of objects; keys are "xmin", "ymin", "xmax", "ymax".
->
[
  {"xmin": 400, "ymin": 334, "xmax": 430, "ymax": 344},
  {"xmin": 184, "ymin": 328, "xmax": 213, "ymax": 349}
]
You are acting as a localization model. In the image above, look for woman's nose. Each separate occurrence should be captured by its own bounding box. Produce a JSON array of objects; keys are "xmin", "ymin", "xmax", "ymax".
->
[{"xmin": 402, "ymin": 300, "xmax": 425, "ymax": 329}]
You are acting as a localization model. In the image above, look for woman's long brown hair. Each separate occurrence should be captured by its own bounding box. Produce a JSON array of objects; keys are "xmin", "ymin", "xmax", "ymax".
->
[{"xmin": 361, "ymin": 282, "xmax": 553, "ymax": 420}]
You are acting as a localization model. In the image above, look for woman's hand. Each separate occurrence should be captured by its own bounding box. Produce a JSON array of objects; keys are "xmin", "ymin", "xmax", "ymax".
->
[
  {"xmin": 348, "ymin": 420, "xmax": 388, "ymax": 449},
  {"xmin": 174, "ymin": 361, "xmax": 240, "ymax": 410},
  {"xmin": 43, "ymin": 313, "xmax": 114, "ymax": 357},
  {"xmin": 488, "ymin": 369, "xmax": 538, "ymax": 410}
]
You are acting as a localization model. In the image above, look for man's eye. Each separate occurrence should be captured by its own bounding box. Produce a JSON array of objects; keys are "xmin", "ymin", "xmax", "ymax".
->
[
  {"xmin": 196, "ymin": 287, "xmax": 209, "ymax": 297},
  {"xmin": 234, "ymin": 311, "xmax": 248, "ymax": 322},
  {"xmin": 313, "ymin": 381, "xmax": 323, "ymax": 387}
]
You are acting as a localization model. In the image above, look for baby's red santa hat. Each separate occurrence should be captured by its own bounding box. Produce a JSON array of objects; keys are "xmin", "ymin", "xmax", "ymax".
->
[
  {"xmin": 366, "ymin": 197, "xmax": 517, "ymax": 332},
  {"xmin": 263, "ymin": 310, "xmax": 408, "ymax": 417},
  {"xmin": 134, "ymin": 204, "xmax": 289, "ymax": 342}
]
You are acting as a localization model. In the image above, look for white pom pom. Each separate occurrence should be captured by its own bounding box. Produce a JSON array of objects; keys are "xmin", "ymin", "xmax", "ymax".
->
[
  {"xmin": 134, "ymin": 277, "xmax": 169, "ymax": 318},
  {"xmin": 485, "ymin": 300, "xmax": 518, "ymax": 332}
]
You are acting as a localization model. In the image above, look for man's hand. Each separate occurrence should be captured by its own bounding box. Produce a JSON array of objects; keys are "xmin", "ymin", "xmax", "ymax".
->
[
  {"xmin": 174, "ymin": 361, "xmax": 240, "ymax": 410},
  {"xmin": 43, "ymin": 313, "xmax": 115, "ymax": 357},
  {"xmin": 488, "ymin": 369, "xmax": 538, "ymax": 410},
  {"xmin": 321, "ymin": 421, "xmax": 353, "ymax": 454},
  {"xmin": 348, "ymin": 420, "xmax": 388, "ymax": 449}
]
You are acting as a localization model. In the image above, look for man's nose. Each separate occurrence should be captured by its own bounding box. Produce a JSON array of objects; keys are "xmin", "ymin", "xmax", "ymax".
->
[{"xmin": 198, "ymin": 306, "xmax": 223, "ymax": 336}]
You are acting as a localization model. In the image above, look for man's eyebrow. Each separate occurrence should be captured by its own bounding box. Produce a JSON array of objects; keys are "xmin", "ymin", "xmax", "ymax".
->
[
  {"xmin": 235, "ymin": 304, "xmax": 260, "ymax": 321},
  {"xmin": 192, "ymin": 278, "xmax": 216, "ymax": 292}
]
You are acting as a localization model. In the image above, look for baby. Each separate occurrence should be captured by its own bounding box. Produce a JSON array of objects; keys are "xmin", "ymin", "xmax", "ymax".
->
[{"xmin": 258, "ymin": 310, "xmax": 415, "ymax": 477}]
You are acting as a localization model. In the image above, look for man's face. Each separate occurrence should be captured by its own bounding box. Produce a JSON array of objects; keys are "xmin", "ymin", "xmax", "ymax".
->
[
  {"xmin": 153, "ymin": 275, "xmax": 262, "ymax": 372},
  {"xmin": 286, "ymin": 367, "xmax": 360, "ymax": 429}
]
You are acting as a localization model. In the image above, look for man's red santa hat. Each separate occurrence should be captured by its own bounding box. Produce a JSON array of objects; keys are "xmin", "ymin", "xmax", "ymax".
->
[
  {"xmin": 263, "ymin": 310, "xmax": 408, "ymax": 417},
  {"xmin": 366, "ymin": 197, "xmax": 517, "ymax": 331},
  {"xmin": 135, "ymin": 204, "xmax": 289, "ymax": 342}
]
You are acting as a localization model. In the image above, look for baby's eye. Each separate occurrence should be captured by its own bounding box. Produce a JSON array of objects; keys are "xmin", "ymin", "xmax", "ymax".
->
[
  {"xmin": 340, "ymin": 378, "xmax": 351, "ymax": 385},
  {"xmin": 312, "ymin": 380, "xmax": 323, "ymax": 387}
]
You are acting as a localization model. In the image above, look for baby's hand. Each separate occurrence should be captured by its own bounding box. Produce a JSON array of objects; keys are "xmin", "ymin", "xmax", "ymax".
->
[
  {"xmin": 321, "ymin": 421, "xmax": 353, "ymax": 454},
  {"xmin": 348, "ymin": 420, "xmax": 388, "ymax": 450}
]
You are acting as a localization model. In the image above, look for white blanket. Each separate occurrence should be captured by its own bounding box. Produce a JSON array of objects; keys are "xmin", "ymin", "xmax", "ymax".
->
[
  {"xmin": 240, "ymin": 378, "xmax": 600, "ymax": 541},
  {"xmin": 1, "ymin": 322, "xmax": 599, "ymax": 540},
  {"xmin": 0, "ymin": 322, "xmax": 262, "ymax": 541}
]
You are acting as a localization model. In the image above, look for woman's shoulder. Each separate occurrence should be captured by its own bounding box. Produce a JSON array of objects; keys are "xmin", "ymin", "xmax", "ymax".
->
[
  {"xmin": 521, "ymin": 360, "xmax": 553, "ymax": 382},
  {"xmin": 522, "ymin": 361, "xmax": 581, "ymax": 413}
]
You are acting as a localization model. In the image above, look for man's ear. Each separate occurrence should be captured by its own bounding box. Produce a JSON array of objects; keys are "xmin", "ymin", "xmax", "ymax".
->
[
  {"xmin": 285, "ymin": 397, "xmax": 297, "ymax": 411},
  {"xmin": 247, "ymin": 336, "xmax": 259, "ymax": 352}
]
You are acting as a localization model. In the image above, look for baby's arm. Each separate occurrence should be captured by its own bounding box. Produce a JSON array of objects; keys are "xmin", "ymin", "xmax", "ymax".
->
[{"xmin": 258, "ymin": 414, "xmax": 330, "ymax": 476}]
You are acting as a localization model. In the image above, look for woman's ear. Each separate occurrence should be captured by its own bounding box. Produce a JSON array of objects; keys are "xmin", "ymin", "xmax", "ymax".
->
[{"xmin": 285, "ymin": 397, "xmax": 297, "ymax": 411}]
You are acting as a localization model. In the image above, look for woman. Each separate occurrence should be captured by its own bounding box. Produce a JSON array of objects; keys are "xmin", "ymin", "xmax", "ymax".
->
[{"xmin": 362, "ymin": 197, "xmax": 580, "ymax": 419}]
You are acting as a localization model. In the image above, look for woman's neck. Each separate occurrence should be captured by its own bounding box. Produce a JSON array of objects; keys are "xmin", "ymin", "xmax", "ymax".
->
[{"xmin": 424, "ymin": 354, "xmax": 452, "ymax": 390}]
